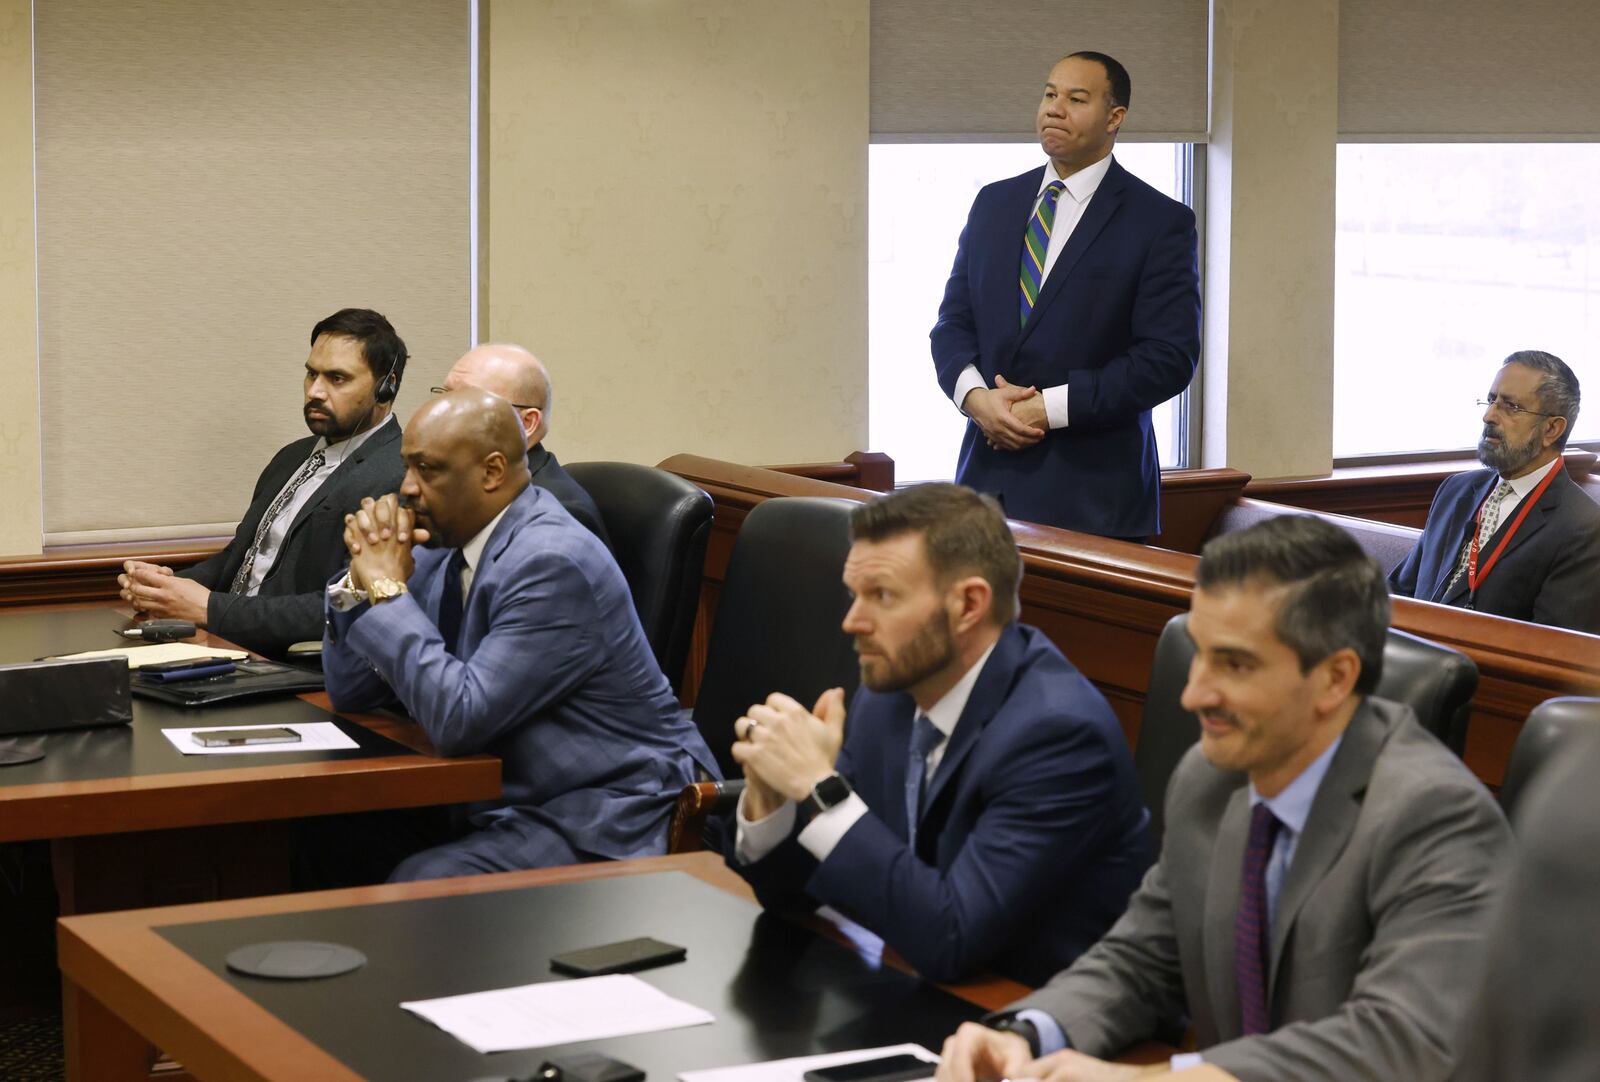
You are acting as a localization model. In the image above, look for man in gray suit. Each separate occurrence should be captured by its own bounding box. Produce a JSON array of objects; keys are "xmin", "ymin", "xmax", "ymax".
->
[{"xmin": 936, "ymin": 515, "xmax": 1511, "ymax": 1082}]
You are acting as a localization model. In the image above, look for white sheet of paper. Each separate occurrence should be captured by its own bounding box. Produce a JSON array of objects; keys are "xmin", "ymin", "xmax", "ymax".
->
[
  {"xmin": 679, "ymin": 1042, "xmax": 939, "ymax": 1082},
  {"xmin": 161, "ymin": 721, "xmax": 359, "ymax": 756},
  {"xmin": 400, "ymin": 973, "xmax": 715, "ymax": 1055},
  {"xmin": 53, "ymin": 642, "xmax": 249, "ymax": 669}
]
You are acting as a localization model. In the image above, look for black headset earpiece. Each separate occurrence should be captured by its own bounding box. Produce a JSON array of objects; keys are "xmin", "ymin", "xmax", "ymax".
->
[{"xmin": 373, "ymin": 351, "xmax": 403, "ymax": 404}]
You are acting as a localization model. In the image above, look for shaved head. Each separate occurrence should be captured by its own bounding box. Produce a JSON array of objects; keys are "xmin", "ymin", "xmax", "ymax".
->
[
  {"xmin": 400, "ymin": 388, "xmax": 532, "ymax": 548},
  {"xmin": 443, "ymin": 343, "xmax": 553, "ymax": 447}
]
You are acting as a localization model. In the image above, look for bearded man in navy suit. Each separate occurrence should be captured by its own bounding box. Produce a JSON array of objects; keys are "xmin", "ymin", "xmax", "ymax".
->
[
  {"xmin": 931, "ymin": 51, "xmax": 1201, "ymax": 539},
  {"xmin": 724, "ymin": 484, "xmax": 1150, "ymax": 985}
]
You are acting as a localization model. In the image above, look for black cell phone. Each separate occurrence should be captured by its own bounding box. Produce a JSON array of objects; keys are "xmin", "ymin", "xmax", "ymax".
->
[
  {"xmin": 191, "ymin": 726, "xmax": 301, "ymax": 747},
  {"xmin": 549, "ymin": 936, "xmax": 686, "ymax": 976},
  {"xmin": 141, "ymin": 656, "xmax": 233, "ymax": 674},
  {"xmin": 802, "ymin": 1055, "xmax": 936, "ymax": 1082}
]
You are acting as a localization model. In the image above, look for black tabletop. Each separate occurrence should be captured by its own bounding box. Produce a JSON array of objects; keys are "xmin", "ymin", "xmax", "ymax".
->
[
  {"xmin": 157, "ymin": 871, "xmax": 982, "ymax": 1082},
  {"xmin": 0, "ymin": 607, "xmax": 408, "ymax": 787}
]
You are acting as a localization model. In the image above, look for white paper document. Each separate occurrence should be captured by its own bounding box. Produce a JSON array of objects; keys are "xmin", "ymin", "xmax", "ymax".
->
[
  {"xmin": 52, "ymin": 642, "xmax": 249, "ymax": 668},
  {"xmin": 679, "ymin": 1042, "xmax": 939, "ymax": 1082},
  {"xmin": 401, "ymin": 973, "xmax": 715, "ymax": 1055},
  {"xmin": 161, "ymin": 721, "xmax": 360, "ymax": 756}
]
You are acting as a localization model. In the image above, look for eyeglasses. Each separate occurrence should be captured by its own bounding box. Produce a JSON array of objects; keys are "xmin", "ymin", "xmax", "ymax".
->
[
  {"xmin": 1476, "ymin": 396, "xmax": 1557, "ymax": 419},
  {"xmin": 429, "ymin": 386, "xmax": 541, "ymax": 412}
]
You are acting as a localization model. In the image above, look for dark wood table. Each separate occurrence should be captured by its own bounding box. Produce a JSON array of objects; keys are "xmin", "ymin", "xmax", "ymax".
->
[
  {"xmin": 0, "ymin": 602, "xmax": 499, "ymax": 916},
  {"xmin": 58, "ymin": 853, "xmax": 1177, "ymax": 1082}
]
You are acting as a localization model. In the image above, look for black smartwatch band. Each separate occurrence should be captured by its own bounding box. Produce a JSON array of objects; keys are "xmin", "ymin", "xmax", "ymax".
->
[
  {"xmin": 987, "ymin": 1013, "xmax": 1041, "ymax": 1058},
  {"xmin": 807, "ymin": 772, "xmax": 854, "ymax": 815}
]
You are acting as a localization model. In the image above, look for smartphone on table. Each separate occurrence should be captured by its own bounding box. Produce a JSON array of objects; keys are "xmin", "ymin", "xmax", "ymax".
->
[
  {"xmin": 191, "ymin": 727, "xmax": 301, "ymax": 748},
  {"xmin": 802, "ymin": 1054, "xmax": 936, "ymax": 1082}
]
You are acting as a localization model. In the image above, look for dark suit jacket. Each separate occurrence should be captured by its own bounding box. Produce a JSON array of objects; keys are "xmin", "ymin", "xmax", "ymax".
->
[
  {"xmin": 930, "ymin": 158, "xmax": 1201, "ymax": 537},
  {"xmin": 323, "ymin": 483, "xmax": 719, "ymax": 864},
  {"xmin": 180, "ymin": 417, "xmax": 404, "ymax": 656},
  {"xmin": 1012, "ymin": 698, "xmax": 1511, "ymax": 1082},
  {"xmin": 1388, "ymin": 463, "xmax": 1600, "ymax": 634},
  {"xmin": 528, "ymin": 443, "xmax": 611, "ymax": 550},
  {"xmin": 1456, "ymin": 728, "xmax": 1600, "ymax": 1082},
  {"xmin": 730, "ymin": 623, "xmax": 1150, "ymax": 985}
]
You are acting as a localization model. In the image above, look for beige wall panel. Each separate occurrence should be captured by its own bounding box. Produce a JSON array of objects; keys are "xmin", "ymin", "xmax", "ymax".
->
[
  {"xmin": 1203, "ymin": 0, "xmax": 1337, "ymax": 479},
  {"xmin": 0, "ymin": 0, "xmax": 42, "ymax": 555},
  {"xmin": 487, "ymin": 0, "xmax": 868, "ymax": 467},
  {"xmin": 34, "ymin": 1, "xmax": 470, "ymax": 536}
]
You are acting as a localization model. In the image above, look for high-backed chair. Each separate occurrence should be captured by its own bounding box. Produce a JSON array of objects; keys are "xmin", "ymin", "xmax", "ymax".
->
[
  {"xmin": 564, "ymin": 462, "xmax": 712, "ymax": 695},
  {"xmin": 669, "ymin": 496, "xmax": 861, "ymax": 851},
  {"xmin": 1133, "ymin": 614, "xmax": 1480, "ymax": 852},
  {"xmin": 1500, "ymin": 696, "xmax": 1600, "ymax": 823}
]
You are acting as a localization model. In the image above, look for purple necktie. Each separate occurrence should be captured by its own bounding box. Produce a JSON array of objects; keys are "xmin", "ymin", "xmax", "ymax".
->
[{"xmin": 1235, "ymin": 803, "xmax": 1283, "ymax": 1036}]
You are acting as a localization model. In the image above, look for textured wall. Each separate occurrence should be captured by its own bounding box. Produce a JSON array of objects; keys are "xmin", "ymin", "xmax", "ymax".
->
[
  {"xmin": 1203, "ymin": 0, "xmax": 1339, "ymax": 478},
  {"xmin": 0, "ymin": 0, "xmax": 41, "ymax": 555},
  {"xmin": 485, "ymin": 0, "xmax": 869, "ymax": 467}
]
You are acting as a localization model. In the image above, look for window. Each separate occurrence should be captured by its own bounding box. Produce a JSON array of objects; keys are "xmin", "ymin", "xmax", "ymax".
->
[
  {"xmin": 1334, "ymin": 144, "xmax": 1600, "ymax": 459},
  {"xmin": 869, "ymin": 143, "xmax": 1193, "ymax": 484}
]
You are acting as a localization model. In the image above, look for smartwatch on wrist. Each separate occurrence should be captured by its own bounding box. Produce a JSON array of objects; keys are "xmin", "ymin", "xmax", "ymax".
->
[
  {"xmin": 807, "ymin": 772, "xmax": 853, "ymax": 816},
  {"xmin": 988, "ymin": 1014, "xmax": 1041, "ymax": 1058}
]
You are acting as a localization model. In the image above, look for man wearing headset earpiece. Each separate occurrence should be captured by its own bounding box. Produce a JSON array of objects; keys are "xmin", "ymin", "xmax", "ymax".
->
[{"xmin": 117, "ymin": 308, "xmax": 408, "ymax": 656}]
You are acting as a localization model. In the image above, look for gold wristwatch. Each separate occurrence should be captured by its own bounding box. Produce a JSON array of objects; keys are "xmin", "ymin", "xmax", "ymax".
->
[{"xmin": 368, "ymin": 577, "xmax": 408, "ymax": 603}]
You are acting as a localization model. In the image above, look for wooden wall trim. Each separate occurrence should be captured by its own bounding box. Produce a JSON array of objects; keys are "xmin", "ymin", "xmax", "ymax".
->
[
  {"xmin": 770, "ymin": 450, "xmax": 896, "ymax": 492},
  {"xmin": 0, "ymin": 540, "xmax": 227, "ymax": 607}
]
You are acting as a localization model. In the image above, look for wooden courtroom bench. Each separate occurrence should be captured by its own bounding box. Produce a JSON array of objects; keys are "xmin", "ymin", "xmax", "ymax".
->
[{"xmin": 661, "ymin": 455, "xmax": 1600, "ymax": 790}]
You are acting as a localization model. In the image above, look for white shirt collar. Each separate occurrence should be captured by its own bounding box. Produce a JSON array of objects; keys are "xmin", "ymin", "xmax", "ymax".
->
[
  {"xmin": 920, "ymin": 638, "xmax": 1001, "ymax": 740},
  {"xmin": 1502, "ymin": 455, "xmax": 1562, "ymax": 500},
  {"xmin": 315, "ymin": 410, "xmax": 394, "ymax": 464},
  {"xmin": 459, "ymin": 503, "xmax": 512, "ymax": 575},
  {"xmin": 1038, "ymin": 152, "xmax": 1115, "ymax": 206},
  {"xmin": 1248, "ymin": 733, "xmax": 1344, "ymax": 838}
]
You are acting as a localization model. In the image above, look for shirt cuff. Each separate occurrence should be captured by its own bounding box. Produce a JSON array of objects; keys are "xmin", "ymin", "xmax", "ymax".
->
[
  {"xmin": 1015, "ymin": 1009, "xmax": 1069, "ymax": 1055},
  {"xmin": 734, "ymin": 788, "xmax": 798, "ymax": 864},
  {"xmin": 327, "ymin": 571, "xmax": 369, "ymax": 613},
  {"xmin": 952, "ymin": 365, "xmax": 988, "ymax": 414},
  {"xmin": 1169, "ymin": 1053, "xmax": 1205, "ymax": 1071},
  {"xmin": 1041, "ymin": 382, "xmax": 1070, "ymax": 429},
  {"xmin": 797, "ymin": 791, "xmax": 869, "ymax": 861}
]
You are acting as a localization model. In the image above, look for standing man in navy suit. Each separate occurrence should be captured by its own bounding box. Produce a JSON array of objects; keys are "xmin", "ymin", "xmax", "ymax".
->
[
  {"xmin": 724, "ymin": 484, "xmax": 1150, "ymax": 985},
  {"xmin": 1389, "ymin": 351, "xmax": 1600, "ymax": 633},
  {"xmin": 931, "ymin": 52, "xmax": 1201, "ymax": 538}
]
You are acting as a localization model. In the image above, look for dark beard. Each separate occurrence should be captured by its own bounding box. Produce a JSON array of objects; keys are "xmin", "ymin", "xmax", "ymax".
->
[
  {"xmin": 1476, "ymin": 424, "xmax": 1542, "ymax": 475},
  {"xmin": 858, "ymin": 611, "xmax": 956, "ymax": 693}
]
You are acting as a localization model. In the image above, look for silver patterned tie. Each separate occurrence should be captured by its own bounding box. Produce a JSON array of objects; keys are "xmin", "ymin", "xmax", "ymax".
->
[
  {"xmin": 230, "ymin": 449, "xmax": 327, "ymax": 594},
  {"xmin": 1442, "ymin": 480, "xmax": 1512, "ymax": 598}
]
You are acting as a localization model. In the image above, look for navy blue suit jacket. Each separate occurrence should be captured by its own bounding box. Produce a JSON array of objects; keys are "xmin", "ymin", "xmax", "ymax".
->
[
  {"xmin": 323, "ymin": 483, "xmax": 719, "ymax": 865},
  {"xmin": 729, "ymin": 623, "xmax": 1151, "ymax": 985},
  {"xmin": 1388, "ymin": 464, "xmax": 1600, "ymax": 634},
  {"xmin": 931, "ymin": 159, "xmax": 1200, "ymax": 537}
]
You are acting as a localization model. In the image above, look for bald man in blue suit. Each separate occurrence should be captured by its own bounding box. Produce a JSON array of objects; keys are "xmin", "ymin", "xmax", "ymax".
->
[{"xmin": 932, "ymin": 52, "xmax": 1200, "ymax": 538}]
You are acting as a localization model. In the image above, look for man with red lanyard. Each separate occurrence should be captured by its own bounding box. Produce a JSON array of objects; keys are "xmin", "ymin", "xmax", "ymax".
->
[{"xmin": 1389, "ymin": 351, "xmax": 1600, "ymax": 634}]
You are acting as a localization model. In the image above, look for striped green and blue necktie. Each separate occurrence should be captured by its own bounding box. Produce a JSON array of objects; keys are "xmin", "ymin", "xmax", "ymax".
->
[{"xmin": 1020, "ymin": 180, "xmax": 1066, "ymax": 326}]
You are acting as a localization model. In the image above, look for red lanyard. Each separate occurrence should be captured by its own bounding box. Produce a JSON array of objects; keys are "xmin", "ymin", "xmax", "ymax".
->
[{"xmin": 1467, "ymin": 462, "xmax": 1561, "ymax": 593}]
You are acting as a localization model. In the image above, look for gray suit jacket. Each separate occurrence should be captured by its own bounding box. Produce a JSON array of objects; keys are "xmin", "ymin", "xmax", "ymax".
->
[{"xmin": 1012, "ymin": 697, "xmax": 1511, "ymax": 1082}]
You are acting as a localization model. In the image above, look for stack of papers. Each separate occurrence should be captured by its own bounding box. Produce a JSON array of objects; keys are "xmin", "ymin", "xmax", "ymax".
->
[
  {"xmin": 52, "ymin": 642, "xmax": 248, "ymax": 669},
  {"xmin": 401, "ymin": 973, "xmax": 715, "ymax": 1055},
  {"xmin": 162, "ymin": 722, "xmax": 359, "ymax": 756}
]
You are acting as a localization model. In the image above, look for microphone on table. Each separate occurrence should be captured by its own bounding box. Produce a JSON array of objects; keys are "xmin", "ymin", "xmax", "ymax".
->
[{"xmin": 119, "ymin": 619, "xmax": 198, "ymax": 642}]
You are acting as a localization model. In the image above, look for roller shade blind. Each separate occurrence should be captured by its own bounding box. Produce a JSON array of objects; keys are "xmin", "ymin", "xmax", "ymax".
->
[
  {"xmin": 1341, "ymin": 0, "xmax": 1600, "ymax": 138},
  {"xmin": 871, "ymin": 0, "xmax": 1209, "ymax": 141},
  {"xmin": 35, "ymin": 0, "xmax": 470, "ymax": 538}
]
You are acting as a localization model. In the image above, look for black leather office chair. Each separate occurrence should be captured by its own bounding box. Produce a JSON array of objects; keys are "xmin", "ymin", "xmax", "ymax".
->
[
  {"xmin": 669, "ymin": 496, "xmax": 861, "ymax": 851},
  {"xmin": 1500, "ymin": 696, "xmax": 1600, "ymax": 824},
  {"xmin": 564, "ymin": 462, "xmax": 713, "ymax": 695},
  {"xmin": 1134, "ymin": 614, "xmax": 1480, "ymax": 852}
]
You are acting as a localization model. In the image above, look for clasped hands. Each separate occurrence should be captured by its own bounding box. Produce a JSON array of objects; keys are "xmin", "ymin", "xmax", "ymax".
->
[
  {"xmin": 342, "ymin": 493, "xmax": 430, "ymax": 593},
  {"xmin": 937, "ymin": 1023, "xmax": 1228, "ymax": 1082},
  {"xmin": 730, "ymin": 688, "xmax": 848, "ymax": 820},
  {"xmin": 118, "ymin": 561, "xmax": 210, "ymax": 623},
  {"xmin": 962, "ymin": 375, "xmax": 1047, "ymax": 451}
]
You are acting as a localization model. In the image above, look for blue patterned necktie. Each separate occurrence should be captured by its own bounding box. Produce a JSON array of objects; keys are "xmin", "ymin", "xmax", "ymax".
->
[
  {"xmin": 1235, "ymin": 803, "xmax": 1283, "ymax": 1036},
  {"xmin": 1019, "ymin": 180, "xmax": 1066, "ymax": 326},
  {"xmin": 231, "ymin": 449, "xmax": 326, "ymax": 594},
  {"xmin": 904, "ymin": 713, "xmax": 944, "ymax": 850}
]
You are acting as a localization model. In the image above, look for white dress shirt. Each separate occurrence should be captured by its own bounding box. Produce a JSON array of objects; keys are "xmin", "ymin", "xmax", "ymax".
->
[
  {"xmin": 951, "ymin": 153, "xmax": 1117, "ymax": 430},
  {"xmin": 244, "ymin": 413, "xmax": 395, "ymax": 595},
  {"xmin": 1486, "ymin": 456, "xmax": 1562, "ymax": 536},
  {"xmin": 734, "ymin": 640, "xmax": 999, "ymax": 865}
]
